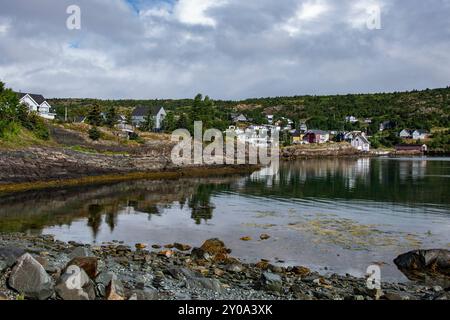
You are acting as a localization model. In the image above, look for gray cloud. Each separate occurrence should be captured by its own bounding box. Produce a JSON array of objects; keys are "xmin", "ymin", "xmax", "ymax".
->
[{"xmin": 0, "ymin": 0, "xmax": 449, "ymax": 99}]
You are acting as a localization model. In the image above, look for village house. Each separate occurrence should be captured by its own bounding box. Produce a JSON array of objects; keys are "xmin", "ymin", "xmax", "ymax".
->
[
  {"xmin": 350, "ymin": 132, "xmax": 371, "ymax": 152},
  {"xmin": 345, "ymin": 116, "xmax": 358, "ymax": 124},
  {"xmin": 399, "ymin": 129, "xmax": 413, "ymax": 139},
  {"xmin": 291, "ymin": 130, "xmax": 304, "ymax": 144},
  {"xmin": 16, "ymin": 92, "xmax": 55, "ymax": 120},
  {"xmin": 131, "ymin": 106, "xmax": 166, "ymax": 131},
  {"xmin": 299, "ymin": 123, "xmax": 308, "ymax": 133},
  {"xmin": 303, "ymin": 130, "xmax": 330, "ymax": 144},
  {"xmin": 412, "ymin": 130, "xmax": 430, "ymax": 140},
  {"xmin": 232, "ymin": 114, "xmax": 248, "ymax": 124}
]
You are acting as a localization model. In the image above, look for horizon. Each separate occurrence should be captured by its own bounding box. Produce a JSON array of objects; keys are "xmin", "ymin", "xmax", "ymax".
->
[{"xmin": 1, "ymin": 1, "xmax": 450, "ymax": 99}]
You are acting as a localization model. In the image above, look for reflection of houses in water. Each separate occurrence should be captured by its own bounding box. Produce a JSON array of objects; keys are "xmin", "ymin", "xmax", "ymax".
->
[{"xmin": 398, "ymin": 159, "xmax": 427, "ymax": 181}]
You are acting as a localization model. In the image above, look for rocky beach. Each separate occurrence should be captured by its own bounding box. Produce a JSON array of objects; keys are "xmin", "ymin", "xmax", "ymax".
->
[{"xmin": 0, "ymin": 233, "xmax": 449, "ymax": 301}]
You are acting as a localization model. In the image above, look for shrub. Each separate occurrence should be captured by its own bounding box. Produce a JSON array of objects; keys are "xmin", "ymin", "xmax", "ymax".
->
[{"xmin": 88, "ymin": 127, "xmax": 101, "ymax": 141}]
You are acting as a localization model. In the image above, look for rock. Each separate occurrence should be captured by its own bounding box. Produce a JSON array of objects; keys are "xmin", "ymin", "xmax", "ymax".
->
[
  {"xmin": 173, "ymin": 243, "xmax": 192, "ymax": 252},
  {"xmin": 240, "ymin": 236, "xmax": 252, "ymax": 241},
  {"xmin": 128, "ymin": 289, "xmax": 160, "ymax": 300},
  {"xmin": 158, "ymin": 250, "xmax": 174, "ymax": 258},
  {"xmin": 55, "ymin": 267, "xmax": 96, "ymax": 300},
  {"xmin": 116, "ymin": 245, "xmax": 131, "ymax": 253},
  {"xmin": 382, "ymin": 291, "xmax": 412, "ymax": 301},
  {"xmin": 260, "ymin": 272, "xmax": 283, "ymax": 293},
  {"xmin": 255, "ymin": 260, "xmax": 270, "ymax": 270},
  {"xmin": 260, "ymin": 234, "xmax": 271, "ymax": 240},
  {"xmin": 354, "ymin": 287, "xmax": 383, "ymax": 300},
  {"xmin": 433, "ymin": 286, "xmax": 443, "ymax": 292},
  {"xmin": 135, "ymin": 243, "xmax": 147, "ymax": 250},
  {"xmin": 167, "ymin": 267, "xmax": 197, "ymax": 280},
  {"xmin": 0, "ymin": 247, "xmax": 26, "ymax": 271},
  {"xmin": 394, "ymin": 249, "xmax": 450, "ymax": 280},
  {"xmin": 64, "ymin": 257, "xmax": 98, "ymax": 279},
  {"xmin": 190, "ymin": 248, "xmax": 211, "ymax": 261},
  {"xmin": 186, "ymin": 277, "xmax": 224, "ymax": 293},
  {"xmin": 152, "ymin": 244, "xmax": 162, "ymax": 249},
  {"xmin": 200, "ymin": 238, "xmax": 231, "ymax": 256},
  {"xmin": 0, "ymin": 292, "xmax": 8, "ymax": 300},
  {"xmin": 214, "ymin": 268, "xmax": 225, "ymax": 277},
  {"xmin": 106, "ymin": 278, "xmax": 125, "ymax": 300},
  {"xmin": 226, "ymin": 264, "xmax": 245, "ymax": 273},
  {"xmin": 8, "ymin": 253, "xmax": 54, "ymax": 300},
  {"xmin": 69, "ymin": 246, "xmax": 94, "ymax": 259},
  {"xmin": 292, "ymin": 266, "xmax": 311, "ymax": 276},
  {"xmin": 95, "ymin": 271, "xmax": 117, "ymax": 297}
]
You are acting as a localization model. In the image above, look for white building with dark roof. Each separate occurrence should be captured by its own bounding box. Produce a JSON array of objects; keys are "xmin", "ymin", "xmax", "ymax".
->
[{"xmin": 16, "ymin": 92, "xmax": 55, "ymax": 120}]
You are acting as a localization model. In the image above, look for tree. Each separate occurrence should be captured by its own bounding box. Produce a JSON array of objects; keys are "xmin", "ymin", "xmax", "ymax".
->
[
  {"xmin": 86, "ymin": 103, "xmax": 102, "ymax": 126},
  {"xmin": 104, "ymin": 105, "xmax": 118, "ymax": 128},
  {"xmin": 88, "ymin": 126, "xmax": 101, "ymax": 141},
  {"xmin": 162, "ymin": 111, "xmax": 177, "ymax": 132},
  {"xmin": 140, "ymin": 111, "xmax": 155, "ymax": 132}
]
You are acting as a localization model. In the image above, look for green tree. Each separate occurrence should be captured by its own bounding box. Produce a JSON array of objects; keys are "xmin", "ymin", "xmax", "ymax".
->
[
  {"xmin": 140, "ymin": 111, "xmax": 155, "ymax": 132},
  {"xmin": 86, "ymin": 104, "xmax": 102, "ymax": 126},
  {"xmin": 88, "ymin": 126, "xmax": 101, "ymax": 141},
  {"xmin": 104, "ymin": 105, "xmax": 118, "ymax": 128}
]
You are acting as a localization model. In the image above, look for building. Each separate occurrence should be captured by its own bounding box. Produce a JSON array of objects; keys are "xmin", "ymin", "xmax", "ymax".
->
[
  {"xmin": 412, "ymin": 130, "xmax": 430, "ymax": 140},
  {"xmin": 16, "ymin": 92, "xmax": 55, "ymax": 120},
  {"xmin": 131, "ymin": 106, "xmax": 166, "ymax": 130},
  {"xmin": 291, "ymin": 130, "xmax": 304, "ymax": 144},
  {"xmin": 345, "ymin": 116, "xmax": 358, "ymax": 124},
  {"xmin": 303, "ymin": 130, "xmax": 330, "ymax": 144},
  {"xmin": 399, "ymin": 129, "xmax": 413, "ymax": 139},
  {"xmin": 395, "ymin": 144, "xmax": 428, "ymax": 153},
  {"xmin": 232, "ymin": 114, "xmax": 248, "ymax": 123},
  {"xmin": 266, "ymin": 115, "xmax": 274, "ymax": 124},
  {"xmin": 380, "ymin": 120, "xmax": 396, "ymax": 132},
  {"xmin": 299, "ymin": 123, "xmax": 308, "ymax": 133},
  {"xmin": 350, "ymin": 133, "xmax": 371, "ymax": 152}
]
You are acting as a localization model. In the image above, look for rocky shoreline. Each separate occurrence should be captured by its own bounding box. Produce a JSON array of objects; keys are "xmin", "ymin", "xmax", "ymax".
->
[{"xmin": 0, "ymin": 233, "xmax": 448, "ymax": 301}]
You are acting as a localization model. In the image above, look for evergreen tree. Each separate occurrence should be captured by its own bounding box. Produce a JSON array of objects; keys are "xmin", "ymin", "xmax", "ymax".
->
[
  {"xmin": 86, "ymin": 104, "xmax": 102, "ymax": 126},
  {"xmin": 104, "ymin": 105, "xmax": 118, "ymax": 128},
  {"xmin": 140, "ymin": 110, "xmax": 155, "ymax": 131}
]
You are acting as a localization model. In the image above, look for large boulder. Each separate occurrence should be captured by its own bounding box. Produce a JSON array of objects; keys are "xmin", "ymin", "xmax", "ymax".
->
[
  {"xmin": 55, "ymin": 266, "xmax": 96, "ymax": 300},
  {"xmin": 394, "ymin": 249, "xmax": 450, "ymax": 284},
  {"xmin": 63, "ymin": 257, "xmax": 98, "ymax": 279},
  {"xmin": 8, "ymin": 253, "xmax": 54, "ymax": 300},
  {"xmin": 259, "ymin": 272, "xmax": 283, "ymax": 293},
  {"xmin": 0, "ymin": 247, "xmax": 26, "ymax": 271}
]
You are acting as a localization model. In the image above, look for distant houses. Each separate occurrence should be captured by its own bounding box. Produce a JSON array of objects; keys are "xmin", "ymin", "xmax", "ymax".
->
[
  {"xmin": 395, "ymin": 144, "xmax": 428, "ymax": 153},
  {"xmin": 303, "ymin": 130, "xmax": 330, "ymax": 144},
  {"xmin": 131, "ymin": 106, "xmax": 166, "ymax": 130},
  {"xmin": 16, "ymin": 92, "xmax": 55, "ymax": 120},
  {"xmin": 399, "ymin": 129, "xmax": 430, "ymax": 140},
  {"xmin": 349, "ymin": 132, "xmax": 370, "ymax": 152}
]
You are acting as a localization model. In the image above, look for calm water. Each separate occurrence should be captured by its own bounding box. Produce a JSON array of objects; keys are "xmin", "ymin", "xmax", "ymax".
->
[{"xmin": 1, "ymin": 157, "xmax": 449, "ymax": 281}]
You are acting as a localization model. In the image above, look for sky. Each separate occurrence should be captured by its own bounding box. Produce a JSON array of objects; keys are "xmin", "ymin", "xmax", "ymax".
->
[{"xmin": 0, "ymin": 0, "xmax": 449, "ymax": 100}]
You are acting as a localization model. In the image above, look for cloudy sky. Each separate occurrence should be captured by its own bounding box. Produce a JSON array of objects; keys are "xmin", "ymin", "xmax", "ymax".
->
[{"xmin": 0, "ymin": 0, "xmax": 449, "ymax": 99}]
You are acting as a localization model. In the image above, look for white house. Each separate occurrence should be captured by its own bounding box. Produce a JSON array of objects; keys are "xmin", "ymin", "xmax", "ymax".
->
[
  {"xmin": 131, "ymin": 106, "xmax": 166, "ymax": 130},
  {"xmin": 16, "ymin": 92, "xmax": 55, "ymax": 120},
  {"xmin": 350, "ymin": 133, "xmax": 371, "ymax": 152},
  {"xmin": 412, "ymin": 130, "xmax": 430, "ymax": 140},
  {"xmin": 399, "ymin": 129, "xmax": 413, "ymax": 139},
  {"xmin": 345, "ymin": 116, "xmax": 359, "ymax": 124}
]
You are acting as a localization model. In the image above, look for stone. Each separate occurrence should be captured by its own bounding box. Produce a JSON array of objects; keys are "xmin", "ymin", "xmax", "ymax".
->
[
  {"xmin": 64, "ymin": 257, "xmax": 98, "ymax": 279},
  {"xmin": 186, "ymin": 277, "xmax": 224, "ymax": 293},
  {"xmin": 394, "ymin": 249, "xmax": 450, "ymax": 280},
  {"xmin": 255, "ymin": 260, "xmax": 270, "ymax": 270},
  {"xmin": 95, "ymin": 271, "xmax": 117, "ymax": 297},
  {"xmin": 190, "ymin": 248, "xmax": 211, "ymax": 261},
  {"xmin": 0, "ymin": 246, "xmax": 26, "ymax": 271},
  {"xmin": 174, "ymin": 243, "xmax": 192, "ymax": 252},
  {"xmin": 226, "ymin": 264, "xmax": 245, "ymax": 273},
  {"xmin": 200, "ymin": 238, "xmax": 231, "ymax": 256},
  {"xmin": 167, "ymin": 267, "xmax": 197, "ymax": 280},
  {"xmin": 260, "ymin": 234, "xmax": 271, "ymax": 240},
  {"xmin": 128, "ymin": 289, "xmax": 160, "ymax": 300},
  {"xmin": 260, "ymin": 272, "xmax": 283, "ymax": 293},
  {"xmin": 69, "ymin": 246, "xmax": 94, "ymax": 259},
  {"xmin": 158, "ymin": 250, "xmax": 174, "ymax": 258},
  {"xmin": 106, "ymin": 278, "xmax": 125, "ymax": 300},
  {"xmin": 8, "ymin": 253, "xmax": 54, "ymax": 300},
  {"xmin": 240, "ymin": 236, "xmax": 252, "ymax": 241},
  {"xmin": 55, "ymin": 267, "xmax": 96, "ymax": 300},
  {"xmin": 292, "ymin": 266, "xmax": 311, "ymax": 276},
  {"xmin": 214, "ymin": 268, "xmax": 225, "ymax": 277},
  {"xmin": 135, "ymin": 243, "xmax": 147, "ymax": 250},
  {"xmin": 152, "ymin": 245, "xmax": 162, "ymax": 249}
]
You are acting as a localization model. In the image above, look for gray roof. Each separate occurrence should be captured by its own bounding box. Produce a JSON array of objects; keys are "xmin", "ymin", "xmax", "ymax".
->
[
  {"xmin": 16, "ymin": 92, "xmax": 46, "ymax": 105},
  {"xmin": 132, "ymin": 105, "xmax": 163, "ymax": 117}
]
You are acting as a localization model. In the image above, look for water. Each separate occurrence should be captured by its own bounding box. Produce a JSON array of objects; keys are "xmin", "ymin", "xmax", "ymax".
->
[{"xmin": 1, "ymin": 157, "xmax": 449, "ymax": 281}]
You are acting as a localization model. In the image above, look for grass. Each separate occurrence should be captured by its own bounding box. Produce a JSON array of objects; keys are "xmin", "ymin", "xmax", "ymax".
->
[{"xmin": 0, "ymin": 124, "xmax": 55, "ymax": 149}]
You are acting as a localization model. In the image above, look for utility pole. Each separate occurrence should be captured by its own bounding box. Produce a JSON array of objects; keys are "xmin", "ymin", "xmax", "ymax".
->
[{"xmin": 65, "ymin": 106, "xmax": 68, "ymax": 122}]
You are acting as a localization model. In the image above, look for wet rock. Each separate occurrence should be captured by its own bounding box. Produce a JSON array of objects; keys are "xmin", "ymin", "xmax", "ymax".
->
[
  {"xmin": 135, "ymin": 243, "xmax": 147, "ymax": 250},
  {"xmin": 240, "ymin": 236, "xmax": 252, "ymax": 241},
  {"xmin": 260, "ymin": 272, "xmax": 283, "ymax": 293},
  {"xmin": 55, "ymin": 267, "xmax": 96, "ymax": 300},
  {"xmin": 69, "ymin": 246, "xmax": 94, "ymax": 259},
  {"xmin": 292, "ymin": 266, "xmax": 311, "ymax": 276},
  {"xmin": 174, "ymin": 243, "xmax": 192, "ymax": 252},
  {"xmin": 200, "ymin": 238, "xmax": 231, "ymax": 256},
  {"xmin": 95, "ymin": 271, "xmax": 117, "ymax": 297},
  {"xmin": 106, "ymin": 278, "xmax": 125, "ymax": 300},
  {"xmin": 382, "ymin": 291, "xmax": 412, "ymax": 300},
  {"xmin": 0, "ymin": 247, "xmax": 26, "ymax": 271},
  {"xmin": 190, "ymin": 248, "xmax": 211, "ymax": 261},
  {"xmin": 260, "ymin": 234, "xmax": 271, "ymax": 240},
  {"xmin": 394, "ymin": 249, "xmax": 450, "ymax": 280},
  {"xmin": 128, "ymin": 288, "xmax": 160, "ymax": 300},
  {"xmin": 255, "ymin": 260, "xmax": 270, "ymax": 270},
  {"xmin": 152, "ymin": 245, "xmax": 162, "ymax": 249},
  {"xmin": 8, "ymin": 253, "xmax": 54, "ymax": 300},
  {"xmin": 226, "ymin": 264, "xmax": 245, "ymax": 273},
  {"xmin": 158, "ymin": 250, "xmax": 174, "ymax": 258},
  {"xmin": 64, "ymin": 257, "xmax": 98, "ymax": 279}
]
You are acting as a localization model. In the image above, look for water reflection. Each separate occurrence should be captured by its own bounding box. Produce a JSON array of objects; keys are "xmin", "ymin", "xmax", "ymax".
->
[{"xmin": 0, "ymin": 157, "xmax": 449, "ymax": 237}]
